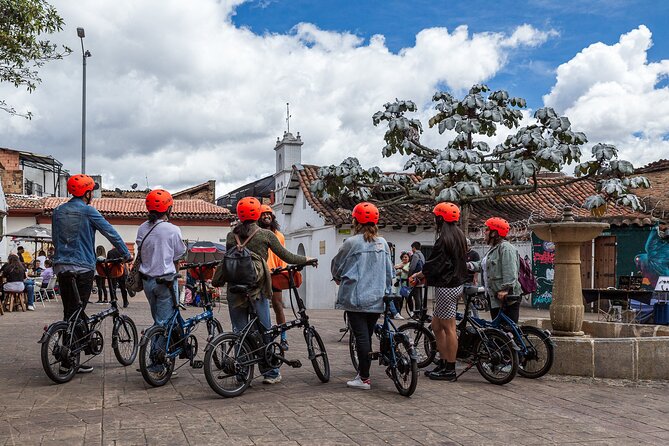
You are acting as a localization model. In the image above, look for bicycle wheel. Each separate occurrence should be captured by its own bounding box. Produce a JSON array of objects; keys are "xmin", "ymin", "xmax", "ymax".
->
[
  {"xmin": 40, "ymin": 322, "xmax": 79, "ymax": 384},
  {"xmin": 517, "ymin": 326, "xmax": 554, "ymax": 379},
  {"xmin": 138, "ymin": 326, "xmax": 174, "ymax": 387},
  {"xmin": 397, "ymin": 322, "xmax": 436, "ymax": 368},
  {"xmin": 475, "ymin": 328, "xmax": 518, "ymax": 385},
  {"xmin": 348, "ymin": 331, "xmax": 359, "ymax": 372},
  {"xmin": 305, "ymin": 327, "xmax": 330, "ymax": 382},
  {"xmin": 112, "ymin": 315, "xmax": 138, "ymax": 366},
  {"xmin": 390, "ymin": 336, "xmax": 418, "ymax": 397},
  {"xmin": 204, "ymin": 333, "xmax": 253, "ymax": 398}
]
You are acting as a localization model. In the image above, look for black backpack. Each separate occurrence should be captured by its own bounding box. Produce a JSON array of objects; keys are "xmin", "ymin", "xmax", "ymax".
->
[{"xmin": 212, "ymin": 228, "xmax": 259, "ymax": 292}]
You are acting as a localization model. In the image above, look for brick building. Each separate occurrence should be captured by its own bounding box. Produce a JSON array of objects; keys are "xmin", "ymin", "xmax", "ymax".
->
[
  {"xmin": 102, "ymin": 180, "xmax": 217, "ymax": 204},
  {"xmin": 0, "ymin": 148, "xmax": 67, "ymax": 197},
  {"xmin": 635, "ymin": 160, "xmax": 669, "ymax": 219}
]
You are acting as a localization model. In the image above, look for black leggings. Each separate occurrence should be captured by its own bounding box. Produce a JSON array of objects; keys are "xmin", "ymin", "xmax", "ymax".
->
[
  {"xmin": 347, "ymin": 311, "xmax": 380, "ymax": 380},
  {"xmin": 95, "ymin": 276, "xmax": 108, "ymax": 300},
  {"xmin": 490, "ymin": 301, "xmax": 520, "ymax": 324},
  {"xmin": 58, "ymin": 271, "xmax": 95, "ymax": 321},
  {"xmin": 111, "ymin": 275, "xmax": 128, "ymax": 306}
]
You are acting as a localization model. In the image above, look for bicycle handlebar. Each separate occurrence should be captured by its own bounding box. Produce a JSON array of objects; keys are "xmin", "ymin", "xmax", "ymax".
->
[
  {"xmin": 179, "ymin": 260, "xmax": 221, "ymax": 270},
  {"xmin": 271, "ymin": 260, "xmax": 317, "ymax": 275}
]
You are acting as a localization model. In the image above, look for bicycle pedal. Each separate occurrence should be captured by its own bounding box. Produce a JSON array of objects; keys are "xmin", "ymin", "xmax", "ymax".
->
[
  {"xmin": 288, "ymin": 359, "xmax": 302, "ymax": 368},
  {"xmin": 191, "ymin": 360, "xmax": 203, "ymax": 369}
]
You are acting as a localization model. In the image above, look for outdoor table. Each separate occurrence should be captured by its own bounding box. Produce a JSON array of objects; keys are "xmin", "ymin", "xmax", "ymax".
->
[{"xmin": 582, "ymin": 288, "xmax": 654, "ymax": 322}]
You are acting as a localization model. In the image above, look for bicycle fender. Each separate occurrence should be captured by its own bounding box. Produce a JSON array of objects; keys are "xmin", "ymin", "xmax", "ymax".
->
[
  {"xmin": 38, "ymin": 321, "xmax": 67, "ymax": 344},
  {"xmin": 203, "ymin": 332, "xmax": 226, "ymax": 353}
]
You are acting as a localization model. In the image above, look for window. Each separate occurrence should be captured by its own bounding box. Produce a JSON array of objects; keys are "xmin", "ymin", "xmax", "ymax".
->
[
  {"xmin": 35, "ymin": 183, "xmax": 43, "ymax": 197},
  {"xmin": 24, "ymin": 179, "xmax": 34, "ymax": 195}
]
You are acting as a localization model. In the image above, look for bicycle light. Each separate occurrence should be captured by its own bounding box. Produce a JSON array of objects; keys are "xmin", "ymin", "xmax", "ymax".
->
[{"xmin": 44, "ymin": 325, "xmax": 48, "ymax": 332}]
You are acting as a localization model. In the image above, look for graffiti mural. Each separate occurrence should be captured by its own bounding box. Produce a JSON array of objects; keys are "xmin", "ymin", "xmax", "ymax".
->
[
  {"xmin": 635, "ymin": 225, "xmax": 669, "ymax": 289},
  {"xmin": 532, "ymin": 234, "xmax": 555, "ymax": 309}
]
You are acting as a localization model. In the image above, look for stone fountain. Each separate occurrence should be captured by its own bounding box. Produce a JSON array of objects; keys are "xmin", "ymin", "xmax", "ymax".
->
[{"xmin": 530, "ymin": 207, "xmax": 609, "ymax": 336}]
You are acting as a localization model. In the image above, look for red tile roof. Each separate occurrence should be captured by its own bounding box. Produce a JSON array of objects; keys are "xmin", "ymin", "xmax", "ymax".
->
[
  {"xmin": 296, "ymin": 165, "xmax": 653, "ymax": 229},
  {"xmin": 636, "ymin": 159, "xmax": 669, "ymax": 174},
  {"xmin": 7, "ymin": 195, "xmax": 232, "ymax": 221}
]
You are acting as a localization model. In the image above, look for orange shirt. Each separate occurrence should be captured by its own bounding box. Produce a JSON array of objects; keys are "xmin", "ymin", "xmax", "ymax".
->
[{"xmin": 267, "ymin": 230, "xmax": 287, "ymax": 270}]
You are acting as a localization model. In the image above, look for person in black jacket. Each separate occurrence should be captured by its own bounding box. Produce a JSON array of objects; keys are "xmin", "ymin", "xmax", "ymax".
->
[{"xmin": 410, "ymin": 202, "xmax": 468, "ymax": 381}]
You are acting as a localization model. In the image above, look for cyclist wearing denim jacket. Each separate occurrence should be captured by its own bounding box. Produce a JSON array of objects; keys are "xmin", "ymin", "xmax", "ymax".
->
[
  {"xmin": 332, "ymin": 202, "xmax": 393, "ymax": 390},
  {"xmin": 52, "ymin": 174, "xmax": 131, "ymax": 373}
]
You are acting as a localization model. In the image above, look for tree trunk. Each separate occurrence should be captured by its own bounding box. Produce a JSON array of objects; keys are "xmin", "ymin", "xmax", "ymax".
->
[{"xmin": 461, "ymin": 202, "xmax": 471, "ymax": 237}]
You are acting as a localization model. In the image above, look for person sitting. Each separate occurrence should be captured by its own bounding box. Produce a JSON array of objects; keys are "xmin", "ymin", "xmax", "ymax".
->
[
  {"xmin": 1, "ymin": 254, "xmax": 36, "ymax": 311},
  {"xmin": 33, "ymin": 259, "xmax": 44, "ymax": 275},
  {"xmin": 40, "ymin": 259, "xmax": 54, "ymax": 290}
]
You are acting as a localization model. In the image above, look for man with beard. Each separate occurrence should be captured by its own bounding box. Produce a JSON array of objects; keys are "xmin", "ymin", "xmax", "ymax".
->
[{"xmin": 258, "ymin": 204, "xmax": 290, "ymax": 351}]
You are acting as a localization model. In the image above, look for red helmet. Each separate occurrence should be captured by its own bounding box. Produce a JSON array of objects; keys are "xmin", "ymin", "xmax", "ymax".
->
[
  {"xmin": 485, "ymin": 217, "xmax": 510, "ymax": 237},
  {"xmin": 237, "ymin": 197, "xmax": 261, "ymax": 222},
  {"xmin": 352, "ymin": 202, "xmax": 379, "ymax": 224},
  {"xmin": 67, "ymin": 174, "xmax": 98, "ymax": 197},
  {"xmin": 433, "ymin": 202, "xmax": 460, "ymax": 222},
  {"xmin": 145, "ymin": 189, "xmax": 173, "ymax": 213},
  {"xmin": 260, "ymin": 204, "xmax": 273, "ymax": 215}
]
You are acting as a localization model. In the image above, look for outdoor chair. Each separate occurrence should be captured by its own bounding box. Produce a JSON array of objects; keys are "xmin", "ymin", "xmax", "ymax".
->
[
  {"xmin": 3, "ymin": 291, "xmax": 27, "ymax": 312},
  {"xmin": 40, "ymin": 277, "xmax": 58, "ymax": 303}
]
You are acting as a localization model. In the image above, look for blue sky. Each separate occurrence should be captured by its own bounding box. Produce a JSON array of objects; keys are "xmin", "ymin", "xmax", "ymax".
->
[{"xmin": 233, "ymin": 0, "xmax": 669, "ymax": 109}]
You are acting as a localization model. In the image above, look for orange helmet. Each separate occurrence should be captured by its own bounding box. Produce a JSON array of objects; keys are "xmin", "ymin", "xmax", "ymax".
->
[
  {"xmin": 237, "ymin": 197, "xmax": 261, "ymax": 221},
  {"xmin": 67, "ymin": 174, "xmax": 98, "ymax": 197},
  {"xmin": 433, "ymin": 202, "xmax": 460, "ymax": 222},
  {"xmin": 260, "ymin": 204, "xmax": 273, "ymax": 215},
  {"xmin": 145, "ymin": 189, "xmax": 173, "ymax": 213},
  {"xmin": 352, "ymin": 202, "xmax": 379, "ymax": 224},
  {"xmin": 485, "ymin": 217, "xmax": 510, "ymax": 237}
]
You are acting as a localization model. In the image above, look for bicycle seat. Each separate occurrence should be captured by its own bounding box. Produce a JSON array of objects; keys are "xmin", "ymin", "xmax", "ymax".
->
[
  {"xmin": 155, "ymin": 273, "xmax": 179, "ymax": 285},
  {"xmin": 383, "ymin": 294, "xmax": 399, "ymax": 304},
  {"xmin": 505, "ymin": 295, "xmax": 521, "ymax": 305},
  {"xmin": 463, "ymin": 285, "xmax": 480, "ymax": 296}
]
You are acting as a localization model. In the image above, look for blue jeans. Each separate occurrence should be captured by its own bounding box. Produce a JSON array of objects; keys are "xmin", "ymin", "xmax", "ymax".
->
[
  {"xmin": 143, "ymin": 277, "xmax": 178, "ymax": 358},
  {"xmin": 228, "ymin": 295, "xmax": 279, "ymax": 379},
  {"xmin": 24, "ymin": 279, "xmax": 35, "ymax": 306}
]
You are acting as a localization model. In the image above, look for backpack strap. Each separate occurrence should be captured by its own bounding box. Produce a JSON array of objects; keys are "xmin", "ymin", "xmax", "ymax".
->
[{"xmin": 234, "ymin": 227, "xmax": 260, "ymax": 250}]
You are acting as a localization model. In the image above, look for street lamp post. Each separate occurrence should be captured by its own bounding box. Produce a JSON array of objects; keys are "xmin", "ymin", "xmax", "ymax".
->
[{"xmin": 77, "ymin": 27, "xmax": 92, "ymax": 174}]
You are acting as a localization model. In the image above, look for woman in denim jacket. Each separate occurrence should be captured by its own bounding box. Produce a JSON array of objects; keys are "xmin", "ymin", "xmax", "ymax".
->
[
  {"xmin": 331, "ymin": 202, "xmax": 393, "ymax": 390},
  {"xmin": 468, "ymin": 217, "xmax": 522, "ymax": 322}
]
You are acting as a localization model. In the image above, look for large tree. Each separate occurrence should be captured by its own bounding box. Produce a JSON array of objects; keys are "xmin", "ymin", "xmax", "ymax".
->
[
  {"xmin": 312, "ymin": 84, "xmax": 649, "ymax": 232},
  {"xmin": 0, "ymin": 0, "xmax": 70, "ymax": 118}
]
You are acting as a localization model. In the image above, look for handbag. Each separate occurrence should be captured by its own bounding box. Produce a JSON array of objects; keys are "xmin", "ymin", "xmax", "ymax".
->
[
  {"xmin": 126, "ymin": 221, "xmax": 163, "ymax": 293},
  {"xmin": 271, "ymin": 270, "xmax": 303, "ymax": 290}
]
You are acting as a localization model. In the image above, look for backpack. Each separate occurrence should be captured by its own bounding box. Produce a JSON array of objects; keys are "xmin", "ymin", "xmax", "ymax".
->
[
  {"xmin": 212, "ymin": 228, "xmax": 260, "ymax": 292},
  {"xmin": 518, "ymin": 253, "xmax": 537, "ymax": 295}
]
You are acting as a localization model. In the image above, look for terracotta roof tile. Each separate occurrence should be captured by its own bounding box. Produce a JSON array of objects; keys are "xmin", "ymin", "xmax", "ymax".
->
[
  {"xmin": 297, "ymin": 165, "xmax": 653, "ymax": 229},
  {"xmin": 8, "ymin": 195, "xmax": 232, "ymax": 221}
]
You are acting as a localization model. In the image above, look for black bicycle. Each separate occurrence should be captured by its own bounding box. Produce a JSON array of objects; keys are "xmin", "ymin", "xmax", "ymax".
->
[
  {"xmin": 138, "ymin": 261, "xmax": 224, "ymax": 387},
  {"xmin": 348, "ymin": 295, "xmax": 418, "ymax": 396},
  {"xmin": 203, "ymin": 262, "xmax": 329, "ymax": 398},
  {"xmin": 39, "ymin": 258, "xmax": 139, "ymax": 384},
  {"xmin": 396, "ymin": 287, "xmax": 437, "ymax": 368}
]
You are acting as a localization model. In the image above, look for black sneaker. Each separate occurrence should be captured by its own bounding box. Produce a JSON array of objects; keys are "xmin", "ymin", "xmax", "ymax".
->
[
  {"xmin": 424, "ymin": 360, "xmax": 445, "ymax": 377},
  {"xmin": 77, "ymin": 365, "xmax": 94, "ymax": 374},
  {"xmin": 428, "ymin": 368, "xmax": 457, "ymax": 381}
]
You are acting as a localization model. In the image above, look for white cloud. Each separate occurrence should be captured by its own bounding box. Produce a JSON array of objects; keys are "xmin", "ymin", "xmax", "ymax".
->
[
  {"xmin": 543, "ymin": 25, "xmax": 669, "ymax": 169},
  {"xmin": 0, "ymin": 0, "xmax": 555, "ymax": 194}
]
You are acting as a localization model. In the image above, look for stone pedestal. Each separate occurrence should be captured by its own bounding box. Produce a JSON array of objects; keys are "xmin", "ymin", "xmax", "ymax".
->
[{"xmin": 530, "ymin": 209, "xmax": 608, "ymax": 336}]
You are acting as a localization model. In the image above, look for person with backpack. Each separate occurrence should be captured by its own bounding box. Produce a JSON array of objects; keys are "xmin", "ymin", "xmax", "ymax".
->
[
  {"xmin": 467, "ymin": 217, "xmax": 523, "ymax": 323},
  {"xmin": 221, "ymin": 197, "xmax": 313, "ymax": 384},
  {"xmin": 409, "ymin": 203, "xmax": 468, "ymax": 381},
  {"xmin": 332, "ymin": 202, "xmax": 394, "ymax": 390},
  {"xmin": 136, "ymin": 189, "xmax": 186, "ymax": 373}
]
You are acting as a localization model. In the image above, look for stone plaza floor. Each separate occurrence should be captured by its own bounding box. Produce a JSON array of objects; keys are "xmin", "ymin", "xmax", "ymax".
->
[{"xmin": 1, "ymin": 295, "xmax": 668, "ymax": 445}]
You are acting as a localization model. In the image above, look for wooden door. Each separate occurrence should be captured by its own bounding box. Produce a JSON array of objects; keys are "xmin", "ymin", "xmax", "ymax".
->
[
  {"xmin": 580, "ymin": 242, "xmax": 593, "ymax": 288},
  {"xmin": 594, "ymin": 236, "xmax": 616, "ymax": 288}
]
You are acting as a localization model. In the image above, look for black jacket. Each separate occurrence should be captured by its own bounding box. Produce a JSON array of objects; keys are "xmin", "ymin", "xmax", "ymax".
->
[{"xmin": 422, "ymin": 239, "xmax": 467, "ymax": 288}]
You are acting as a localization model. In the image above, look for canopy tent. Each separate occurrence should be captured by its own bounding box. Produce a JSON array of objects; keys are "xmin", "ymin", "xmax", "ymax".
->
[{"xmin": 6, "ymin": 225, "xmax": 52, "ymax": 265}]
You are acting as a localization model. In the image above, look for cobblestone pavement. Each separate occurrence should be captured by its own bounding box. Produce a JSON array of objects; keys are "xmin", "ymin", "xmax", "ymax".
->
[{"xmin": 1, "ymin": 295, "xmax": 668, "ymax": 445}]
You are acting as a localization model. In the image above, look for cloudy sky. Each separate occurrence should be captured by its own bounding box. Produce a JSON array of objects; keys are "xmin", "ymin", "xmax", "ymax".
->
[{"xmin": 1, "ymin": 0, "xmax": 668, "ymax": 196}]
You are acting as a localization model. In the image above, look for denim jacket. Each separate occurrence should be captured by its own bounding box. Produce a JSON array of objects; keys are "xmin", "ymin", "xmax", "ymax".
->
[
  {"xmin": 52, "ymin": 197, "xmax": 130, "ymax": 270},
  {"xmin": 468, "ymin": 240, "xmax": 521, "ymax": 308},
  {"xmin": 331, "ymin": 234, "xmax": 393, "ymax": 313}
]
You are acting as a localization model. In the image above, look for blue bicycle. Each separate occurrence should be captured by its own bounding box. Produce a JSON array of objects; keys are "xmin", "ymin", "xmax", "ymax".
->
[
  {"xmin": 348, "ymin": 295, "xmax": 419, "ymax": 396},
  {"xmin": 462, "ymin": 289, "xmax": 555, "ymax": 379},
  {"xmin": 138, "ymin": 261, "xmax": 224, "ymax": 387}
]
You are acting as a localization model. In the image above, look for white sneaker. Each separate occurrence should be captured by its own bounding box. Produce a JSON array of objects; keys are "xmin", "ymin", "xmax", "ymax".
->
[
  {"xmin": 27, "ymin": 305, "xmax": 35, "ymax": 311},
  {"xmin": 393, "ymin": 313, "xmax": 405, "ymax": 320},
  {"xmin": 346, "ymin": 375, "xmax": 371, "ymax": 390},
  {"xmin": 262, "ymin": 373, "xmax": 282, "ymax": 384}
]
